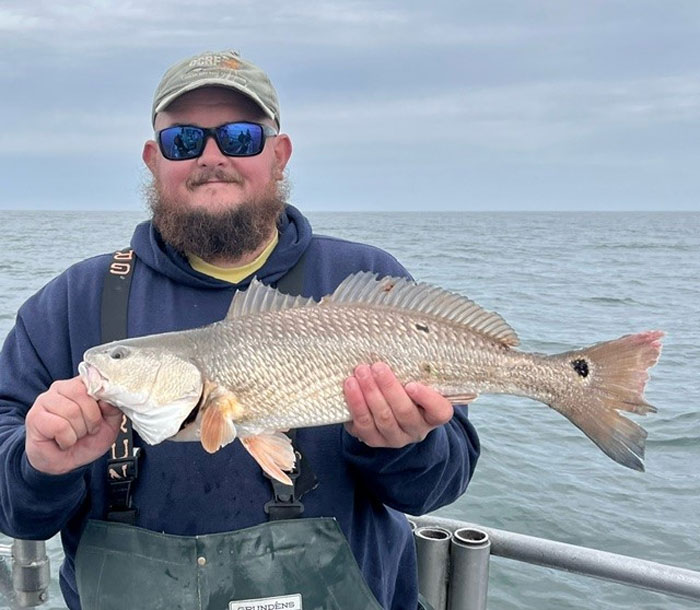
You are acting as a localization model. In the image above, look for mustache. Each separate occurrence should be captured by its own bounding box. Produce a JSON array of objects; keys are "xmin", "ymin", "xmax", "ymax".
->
[{"xmin": 186, "ymin": 169, "xmax": 243, "ymax": 189}]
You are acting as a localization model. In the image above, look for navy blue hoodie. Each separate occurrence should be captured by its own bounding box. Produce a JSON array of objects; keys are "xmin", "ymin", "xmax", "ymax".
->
[{"xmin": 0, "ymin": 206, "xmax": 479, "ymax": 609}]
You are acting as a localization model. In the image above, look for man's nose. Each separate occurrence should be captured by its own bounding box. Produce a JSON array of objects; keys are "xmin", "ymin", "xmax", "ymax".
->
[{"xmin": 197, "ymin": 134, "xmax": 227, "ymax": 166}]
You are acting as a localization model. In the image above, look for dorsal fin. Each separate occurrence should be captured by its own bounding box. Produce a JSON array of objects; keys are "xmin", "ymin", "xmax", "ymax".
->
[
  {"xmin": 226, "ymin": 272, "xmax": 520, "ymax": 348},
  {"xmin": 328, "ymin": 272, "xmax": 520, "ymax": 347},
  {"xmin": 226, "ymin": 278, "xmax": 316, "ymax": 319}
]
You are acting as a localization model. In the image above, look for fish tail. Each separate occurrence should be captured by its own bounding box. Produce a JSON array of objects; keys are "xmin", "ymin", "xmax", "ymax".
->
[{"xmin": 547, "ymin": 330, "xmax": 664, "ymax": 471}]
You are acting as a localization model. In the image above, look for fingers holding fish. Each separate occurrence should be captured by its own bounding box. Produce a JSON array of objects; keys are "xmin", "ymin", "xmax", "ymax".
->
[
  {"xmin": 30, "ymin": 378, "xmax": 94, "ymax": 439},
  {"xmin": 344, "ymin": 363, "xmax": 436, "ymax": 447},
  {"xmin": 343, "ymin": 373, "xmax": 382, "ymax": 445},
  {"xmin": 25, "ymin": 376, "xmax": 122, "ymax": 475},
  {"xmin": 31, "ymin": 406, "xmax": 79, "ymax": 450},
  {"xmin": 47, "ymin": 386, "xmax": 101, "ymax": 439},
  {"xmin": 98, "ymin": 400, "xmax": 122, "ymax": 420},
  {"xmin": 353, "ymin": 363, "xmax": 405, "ymax": 446},
  {"xmin": 368, "ymin": 363, "xmax": 429, "ymax": 439},
  {"xmin": 404, "ymin": 383, "xmax": 455, "ymax": 428}
]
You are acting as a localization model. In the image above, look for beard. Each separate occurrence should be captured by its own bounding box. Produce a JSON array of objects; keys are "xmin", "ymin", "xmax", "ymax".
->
[{"xmin": 145, "ymin": 169, "xmax": 289, "ymax": 261}]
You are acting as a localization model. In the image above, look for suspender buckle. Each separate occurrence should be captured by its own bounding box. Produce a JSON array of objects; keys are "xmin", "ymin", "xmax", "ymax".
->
[{"xmin": 263, "ymin": 464, "xmax": 304, "ymax": 520}]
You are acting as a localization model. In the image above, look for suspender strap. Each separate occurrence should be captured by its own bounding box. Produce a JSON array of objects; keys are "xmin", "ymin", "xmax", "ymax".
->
[
  {"xmin": 265, "ymin": 250, "xmax": 318, "ymax": 520},
  {"xmin": 275, "ymin": 249, "xmax": 308, "ymax": 296},
  {"xmin": 100, "ymin": 248, "xmax": 135, "ymax": 341},
  {"xmin": 101, "ymin": 248, "xmax": 140, "ymax": 525}
]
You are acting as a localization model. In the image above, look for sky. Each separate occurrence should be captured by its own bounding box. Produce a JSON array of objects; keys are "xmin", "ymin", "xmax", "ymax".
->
[{"xmin": 1, "ymin": 0, "xmax": 698, "ymax": 212}]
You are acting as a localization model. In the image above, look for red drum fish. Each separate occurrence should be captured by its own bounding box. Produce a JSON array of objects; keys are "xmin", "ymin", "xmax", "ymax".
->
[{"xmin": 79, "ymin": 272, "xmax": 663, "ymax": 483}]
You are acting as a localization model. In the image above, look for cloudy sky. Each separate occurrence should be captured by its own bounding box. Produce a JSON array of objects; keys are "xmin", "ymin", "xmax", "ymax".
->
[{"xmin": 1, "ymin": 1, "xmax": 698, "ymax": 211}]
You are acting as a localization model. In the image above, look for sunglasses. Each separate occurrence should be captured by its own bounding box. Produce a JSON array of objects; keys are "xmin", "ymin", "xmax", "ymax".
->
[{"xmin": 157, "ymin": 121, "xmax": 278, "ymax": 161}]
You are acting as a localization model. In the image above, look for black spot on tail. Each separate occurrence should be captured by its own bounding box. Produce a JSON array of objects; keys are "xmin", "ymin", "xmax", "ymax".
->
[
  {"xmin": 415, "ymin": 323, "xmax": 429, "ymax": 333},
  {"xmin": 572, "ymin": 358, "xmax": 589, "ymax": 378}
]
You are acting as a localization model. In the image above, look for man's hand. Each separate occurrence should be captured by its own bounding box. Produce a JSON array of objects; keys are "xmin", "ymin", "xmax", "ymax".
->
[
  {"xmin": 343, "ymin": 362, "xmax": 454, "ymax": 448},
  {"xmin": 25, "ymin": 376, "xmax": 123, "ymax": 475}
]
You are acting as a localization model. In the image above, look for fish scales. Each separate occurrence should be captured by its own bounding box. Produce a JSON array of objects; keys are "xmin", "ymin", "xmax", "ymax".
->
[{"xmin": 188, "ymin": 304, "xmax": 548, "ymax": 433}]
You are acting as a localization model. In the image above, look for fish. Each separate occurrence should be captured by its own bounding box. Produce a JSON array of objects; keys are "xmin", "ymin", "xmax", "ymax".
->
[{"xmin": 79, "ymin": 272, "xmax": 664, "ymax": 484}]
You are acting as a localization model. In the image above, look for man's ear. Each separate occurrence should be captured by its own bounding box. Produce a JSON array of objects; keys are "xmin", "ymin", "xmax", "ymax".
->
[
  {"xmin": 272, "ymin": 134, "xmax": 292, "ymax": 179},
  {"xmin": 142, "ymin": 140, "xmax": 159, "ymax": 174}
]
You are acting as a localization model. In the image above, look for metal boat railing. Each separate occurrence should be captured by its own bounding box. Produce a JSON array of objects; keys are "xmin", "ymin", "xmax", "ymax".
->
[
  {"xmin": 410, "ymin": 515, "xmax": 700, "ymax": 610},
  {"xmin": 3, "ymin": 517, "xmax": 700, "ymax": 609}
]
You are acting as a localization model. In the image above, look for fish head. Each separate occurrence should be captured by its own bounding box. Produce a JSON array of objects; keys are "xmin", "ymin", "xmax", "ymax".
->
[{"xmin": 79, "ymin": 341, "xmax": 203, "ymax": 445}]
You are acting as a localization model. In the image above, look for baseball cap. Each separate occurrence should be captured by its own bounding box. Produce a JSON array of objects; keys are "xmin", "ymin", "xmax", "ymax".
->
[{"xmin": 151, "ymin": 50, "xmax": 280, "ymax": 129}]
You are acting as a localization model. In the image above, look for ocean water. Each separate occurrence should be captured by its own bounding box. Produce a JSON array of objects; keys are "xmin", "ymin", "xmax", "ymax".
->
[{"xmin": 0, "ymin": 210, "xmax": 698, "ymax": 610}]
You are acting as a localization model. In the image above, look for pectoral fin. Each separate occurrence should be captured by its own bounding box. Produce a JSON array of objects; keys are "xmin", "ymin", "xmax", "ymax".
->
[
  {"xmin": 199, "ymin": 390, "xmax": 244, "ymax": 453},
  {"xmin": 240, "ymin": 432, "xmax": 296, "ymax": 485}
]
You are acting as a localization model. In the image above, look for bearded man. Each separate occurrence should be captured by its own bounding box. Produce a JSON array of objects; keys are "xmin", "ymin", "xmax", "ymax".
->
[{"xmin": 0, "ymin": 50, "xmax": 479, "ymax": 610}]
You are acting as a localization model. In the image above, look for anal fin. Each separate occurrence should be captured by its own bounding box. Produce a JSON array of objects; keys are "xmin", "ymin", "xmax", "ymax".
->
[
  {"xmin": 241, "ymin": 432, "xmax": 296, "ymax": 485},
  {"xmin": 444, "ymin": 392, "xmax": 479, "ymax": 405}
]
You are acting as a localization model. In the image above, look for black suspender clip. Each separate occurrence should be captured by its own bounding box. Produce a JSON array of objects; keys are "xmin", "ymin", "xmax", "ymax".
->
[{"xmin": 263, "ymin": 456, "xmax": 305, "ymax": 521}]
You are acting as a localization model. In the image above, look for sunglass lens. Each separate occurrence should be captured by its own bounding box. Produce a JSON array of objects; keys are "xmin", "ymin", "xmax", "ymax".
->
[
  {"xmin": 218, "ymin": 123, "xmax": 264, "ymax": 156},
  {"xmin": 159, "ymin": 126, "xmax": 205, "ymax": 160}
]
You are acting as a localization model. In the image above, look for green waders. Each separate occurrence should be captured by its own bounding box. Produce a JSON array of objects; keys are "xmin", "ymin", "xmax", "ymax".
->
[{"xmin": 75, "ymin": 517, "xmax": 385, "ymax": 610}]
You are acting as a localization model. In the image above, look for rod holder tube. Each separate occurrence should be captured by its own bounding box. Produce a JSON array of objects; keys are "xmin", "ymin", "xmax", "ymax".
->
[
  {"xmin": 11, "ymin": 540, "xmax": 50, "ymax": 607},
  {"xmin": 414, "ymin": 526, "xmax": 451, "ymax": 610},
  {"xmin": 448, "ymin": 527, "xmax": 490, "ymax": 610}
]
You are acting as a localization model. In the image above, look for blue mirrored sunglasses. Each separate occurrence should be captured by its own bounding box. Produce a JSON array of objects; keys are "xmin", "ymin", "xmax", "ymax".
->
[{"xmin": 157, "ymin": 121, "xmax": 278, "ymax": 160}]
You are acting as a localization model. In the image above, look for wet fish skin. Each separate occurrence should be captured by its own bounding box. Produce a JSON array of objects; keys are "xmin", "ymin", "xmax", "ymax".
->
[{"xmin": 80, "ymin": 272, "xmax": 663, "ymax": 484}]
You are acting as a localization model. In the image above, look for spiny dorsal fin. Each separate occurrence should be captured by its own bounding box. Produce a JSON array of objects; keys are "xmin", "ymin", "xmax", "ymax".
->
[
  {"xmin": 328, "ymin": 272, "xmax": 520, "ymax": 347},
  {"xmin": 226, "ymin": 278, "xmax": 316, "ymax": 319}
]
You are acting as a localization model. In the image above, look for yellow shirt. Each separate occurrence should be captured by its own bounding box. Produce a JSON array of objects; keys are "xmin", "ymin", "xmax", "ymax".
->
[{"xmin": 187, "ymin": 232, "xmax": 279, "ymax": 284}]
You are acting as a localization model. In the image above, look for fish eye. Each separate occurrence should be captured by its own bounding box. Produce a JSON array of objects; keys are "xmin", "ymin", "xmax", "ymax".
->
[{"xmin": 109, "ymin": 346, "xmax": 130, "ymax": 360}]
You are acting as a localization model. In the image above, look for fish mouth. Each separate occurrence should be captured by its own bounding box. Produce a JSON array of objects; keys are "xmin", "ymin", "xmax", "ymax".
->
[{"xmin": 78, "ymin": 362, "xmax": 107, "ymax": 398}]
